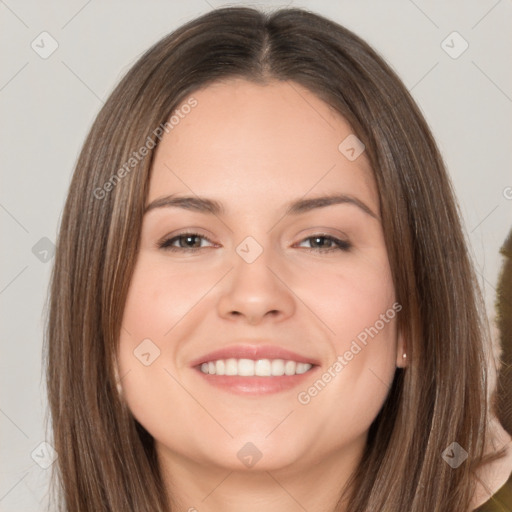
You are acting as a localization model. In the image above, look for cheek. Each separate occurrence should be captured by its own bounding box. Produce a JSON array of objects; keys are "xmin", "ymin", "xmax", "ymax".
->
[
  {"xmin": 296, "ymin": 312, "xmax": 398, "ymax": 461},
  {"xmin": 296, "ymin": 249, "xmax": 397, "ymax": 344},
  {"xmin": 294, "ymin": 253, "xmax": 399, "ymax": 429},
  {"xmin": 116, "ymin": 259, "xmax": 215, "ymax": 441},
  {"xmin": 120, "ymin": 256, "xmax": 215, "ymax": 338}
]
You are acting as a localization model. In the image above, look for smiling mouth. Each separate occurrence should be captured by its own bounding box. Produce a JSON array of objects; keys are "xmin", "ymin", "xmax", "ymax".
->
[
  {"xmin": 198, "ymin": 358, "xmax": 314, "ymax": 376},
  {"xmin": 194, "ymin": 357, "xmax": 320, "ymax": 395}
]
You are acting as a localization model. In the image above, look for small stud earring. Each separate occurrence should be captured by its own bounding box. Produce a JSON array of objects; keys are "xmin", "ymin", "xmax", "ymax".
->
[{"xmin": 402, "ymin": 353, "xmax": 407, "ymax": 359}]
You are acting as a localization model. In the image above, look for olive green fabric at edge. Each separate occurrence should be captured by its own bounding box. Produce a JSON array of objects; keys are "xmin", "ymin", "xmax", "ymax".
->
[{"xmin": 474, "ymin": 469, "xmax": 512, "ymax": 511}]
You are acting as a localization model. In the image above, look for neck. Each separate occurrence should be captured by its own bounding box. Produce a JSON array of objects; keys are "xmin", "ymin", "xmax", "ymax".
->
[
  {"xmin": 469, "ymin": 418, "xmax": 512, "ymax": 509},
  {"xmin": 157, "ymin": 435, "xmax": 366, "ymax": 512}
]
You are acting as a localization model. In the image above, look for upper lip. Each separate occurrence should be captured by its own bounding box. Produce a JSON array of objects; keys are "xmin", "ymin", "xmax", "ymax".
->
[{"xmin": 189, "ymin": 343, "xmax": 321, "ymax": 368}]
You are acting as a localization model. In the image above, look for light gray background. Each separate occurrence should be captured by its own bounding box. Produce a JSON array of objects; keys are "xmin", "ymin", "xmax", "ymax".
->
[{"xmin": 1, "ymin": 1, "xmax": 511, "ymax": 510}]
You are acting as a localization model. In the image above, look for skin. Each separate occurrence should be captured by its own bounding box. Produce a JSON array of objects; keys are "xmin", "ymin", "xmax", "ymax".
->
[
  {"xmin": 470, "ymin": 419, "xmax": 512, "ymax": 509},
  {"xmin": 115, "ymin": 78, "xmax": 510, "ymax": 511}
]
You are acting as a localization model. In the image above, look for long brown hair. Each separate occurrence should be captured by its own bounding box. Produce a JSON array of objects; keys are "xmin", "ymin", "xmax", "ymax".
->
[
  {"xmin": 44, "ymin": 6, "xmax": 506, "ymax": 511},
  {"xmin": 495, "ymin": 229, "xmax": 512, "ymax": 435}
]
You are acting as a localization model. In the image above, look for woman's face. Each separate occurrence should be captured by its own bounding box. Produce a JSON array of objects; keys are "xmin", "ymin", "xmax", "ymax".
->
[{"xmin": 117, "ymin": 78, "xmax": 405, "ymax": 473}]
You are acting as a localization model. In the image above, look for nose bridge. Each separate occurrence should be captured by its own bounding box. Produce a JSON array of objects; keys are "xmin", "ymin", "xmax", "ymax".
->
[
  {"xmin": 231, "ymin": 233, "xmax": 280, "ymax": 294},
  {"xmin": 216, "ymin": 233, "xmax": 296, "ymax": 322},
  {"xmin": 235, "ymin": 234, "xmax": 267, "ymax": 266}
]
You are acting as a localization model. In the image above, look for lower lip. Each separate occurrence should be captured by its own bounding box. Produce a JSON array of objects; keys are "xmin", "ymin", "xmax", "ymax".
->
[{"xmin": 193, "ymin": 366, "xmax": 319, "ymax": 395}]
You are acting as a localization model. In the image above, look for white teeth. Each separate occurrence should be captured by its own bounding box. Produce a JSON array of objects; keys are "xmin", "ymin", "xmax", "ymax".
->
[
  {"xmin": 216, "ymin": 359, "xmax": 225, "ymax": 375},
  {"xmin": 238, "ymin": 358, "xmax": 254, "ymax": 376},
  {"xmin": 255, "ymin": 359, "xmax": 271, "ymax": 376},
  {"xmin": 199, "ymin": 358, "xmax": 313, "ymax": 376},
  {"xmin": 225, "ymin": 358, "xmax": 238, "ymax": 375},
  {"xmin": 296, "ymin": 362, "xmax": 310, "ymax": 374},
  {"xmin": 271, "ymin": 359, "xmax": 285, "ymax": 376},
  {"xmin": 284, "ymin": 360, "xmax": 296, "ymax": 375}
]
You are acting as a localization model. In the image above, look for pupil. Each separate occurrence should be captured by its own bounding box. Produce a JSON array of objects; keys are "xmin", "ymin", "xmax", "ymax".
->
[
  {"xmin": 184, "ymin": 235, "xmax": 199, "ymax": 247},
  {"xmin": 313, "ymin": 237, "xmax": 328, "ymax": 248}
]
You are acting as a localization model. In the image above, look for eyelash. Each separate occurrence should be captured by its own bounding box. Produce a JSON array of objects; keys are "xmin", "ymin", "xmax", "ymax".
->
[{"xmin": 157, "ymin": 232, "xmax": 352, "ymax": 253}]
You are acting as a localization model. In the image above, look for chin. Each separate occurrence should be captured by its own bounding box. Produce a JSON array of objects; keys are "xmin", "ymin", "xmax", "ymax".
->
[{"xmin": 191, "ymin": 437, "xmax": 306, "ymax": 472}]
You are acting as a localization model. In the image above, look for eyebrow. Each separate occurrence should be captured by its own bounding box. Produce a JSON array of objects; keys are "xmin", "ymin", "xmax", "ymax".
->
[{"xmin": 144, "ymin": 193, "xmax": 378, "ymax": 219}]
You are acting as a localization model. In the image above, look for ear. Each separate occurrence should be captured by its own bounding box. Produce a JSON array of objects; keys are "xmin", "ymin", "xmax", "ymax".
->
[{"xmin": 395, "ymin": 328, "xmax": 407, "ymax": 368}]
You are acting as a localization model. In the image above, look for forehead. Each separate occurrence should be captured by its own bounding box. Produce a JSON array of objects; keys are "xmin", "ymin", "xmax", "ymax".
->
[{"xmin": 148, "ymin": 78, "xmax": 377, "ymax": 213}]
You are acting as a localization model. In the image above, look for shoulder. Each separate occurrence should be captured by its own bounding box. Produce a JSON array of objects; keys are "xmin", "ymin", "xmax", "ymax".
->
[
  {"xmin": 471, "ymin": 420, "xmax": 512, "ymax": 511},
  {"xmin": 472, "ymin": 467, "xmax": 512, "ymax": 511}
]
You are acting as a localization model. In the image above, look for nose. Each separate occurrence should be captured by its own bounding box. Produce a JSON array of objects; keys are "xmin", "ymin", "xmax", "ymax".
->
[{"xmin": 216, "ymin": 245, "xmax": 296, "ymax": 325}]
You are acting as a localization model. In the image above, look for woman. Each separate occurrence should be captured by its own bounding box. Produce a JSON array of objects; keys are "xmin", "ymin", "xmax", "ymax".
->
[{"xmin": 44, "ymin": 6, "xmax": 512, "ymax": 511}]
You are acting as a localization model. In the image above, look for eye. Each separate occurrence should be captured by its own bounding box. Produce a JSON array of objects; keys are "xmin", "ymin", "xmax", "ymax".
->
[
  {"xmin": 295, "ymin": 234, "xmax": 351, "ymax": 253},
  {"xmin": 157, "ymin": 232, "xmax": 351, "ymax": 253},
  {"xmin": 158, "ymin": 232, "xmax": 216, "ymax": 251}
]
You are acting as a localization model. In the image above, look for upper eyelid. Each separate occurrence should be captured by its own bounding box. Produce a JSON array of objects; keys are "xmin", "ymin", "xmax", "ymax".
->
[
  {"xmin": 161, "ymin": 231, "xmax": 347, "ymax": 242},
  {"xmin": 161, "ymin": 226, "xmax": 349, "ymax": 241}
]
